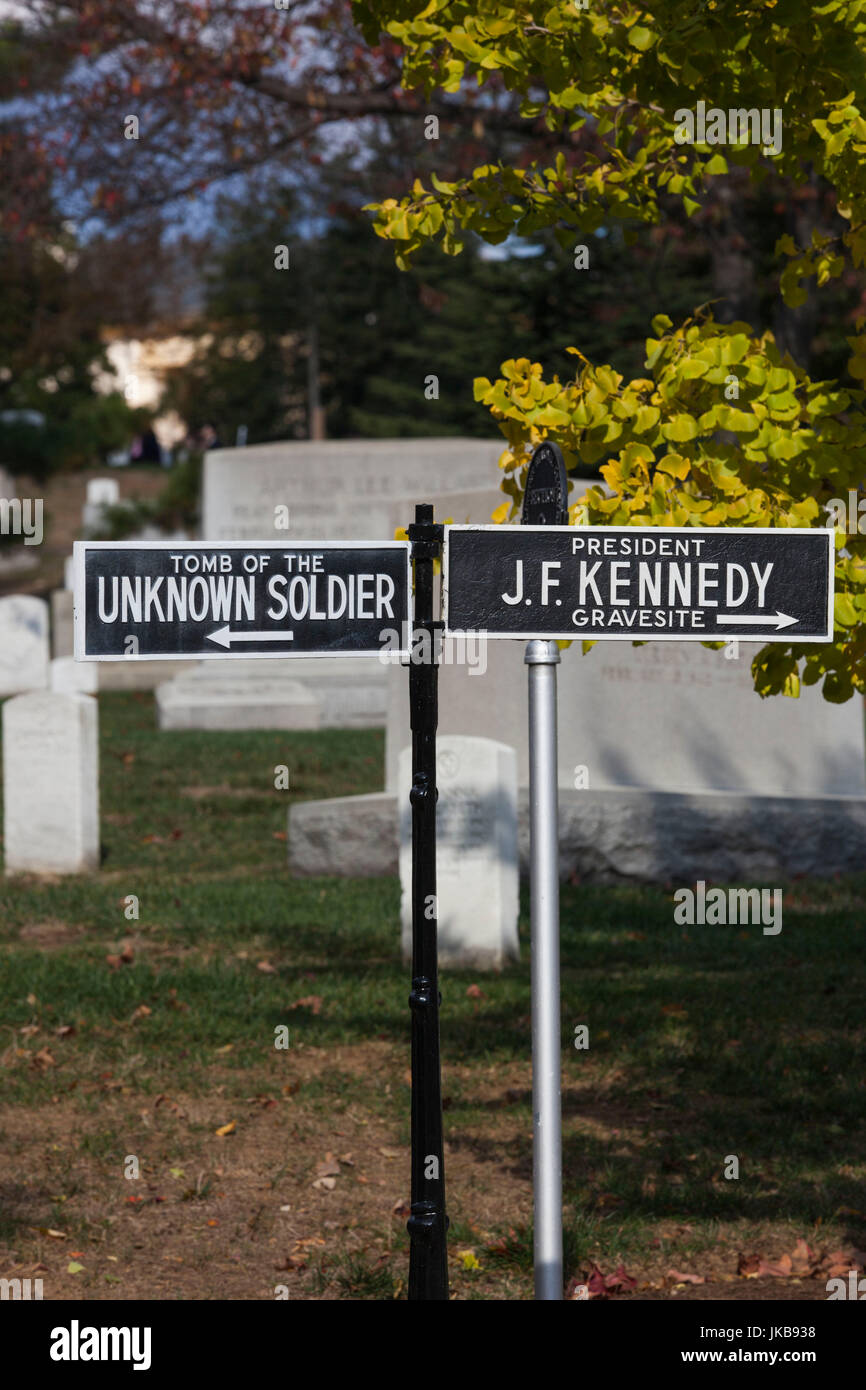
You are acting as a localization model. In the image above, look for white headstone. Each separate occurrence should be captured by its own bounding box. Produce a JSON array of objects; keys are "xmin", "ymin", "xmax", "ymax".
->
[
  {"xmin": 399, "ymin": 735, "xmax": 519, "ymax": 969},
  {"xmin": 50, "ymin": 588, "xmax": 74, "ymax": 658},
  {"xmin": 155, "ymin": 657, "xmax": 387, "ymax": 731},
  {"xmin": 49, "ymin": 656, "xmax": 98, "ymax": 695},
  {"xmin": 387, "ymin": 639, "xmax": 866, "ymax": 797},
  {"xmin": 3, "ymin": 692, "xmax": 99, "ymax": 873},
  {"xmin": 86, "ymin": 478, "xmax": 120, "ymax": 507},
  {"xmin": 156, "ymin": 667, "xmax": 320, "ymax": 731},
  {"xmin": 202, "ymin": 439, "xmax": 509, "ymax": 542},
  {"xmin": 0, "ymin": 595, "xmax": 49, "ymax": 695}
]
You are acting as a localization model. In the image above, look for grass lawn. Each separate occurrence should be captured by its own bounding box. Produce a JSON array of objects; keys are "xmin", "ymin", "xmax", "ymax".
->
[{"xmin": 0, "ymin": 692, "xmax": 864, "ymax": 1300}]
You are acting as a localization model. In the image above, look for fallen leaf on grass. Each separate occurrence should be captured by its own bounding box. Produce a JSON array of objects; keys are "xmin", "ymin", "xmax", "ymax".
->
[
  {"xmin": 67, "ymin": 1261, "xmax": 84, "ymax": 1275},
  {"xmin": 378, "ymin": 1147, "xmax": 401, "ymax": 1159},
  {"xmin": 289, "ymin": 995, "xmax": 322, "ymax": 1014},
  {"xmin": 277, "ymin": 1253, "xmax": 308, "ymax": 1270},
  {"xmin": 392, "ymin": 1199, "xmax": 410, "ymax": 1218},
  {"xmin": 214, "ymin": 1121, "xmax": 236, "ymax": 1137},
  {"xmin": 314, "ymin": 1154, "xmax": 340, "ymax": 1178},
  {"xmin": 19, "ymin": 1024, "xmax": 39, "ymax": 1038},
  {"xmin": 737, "ymin": 1252, "xmax": 762, "ymax": 1278},
  {"xmin": 32, "ymin": 1048, "xmax": 56, "ymax": 1069},
  {"xmin": 256, "ymin": 961, "xmax": 277, "ymax": 974},
  {"xmin": 154, "ymin": 1094, "xmax": 186, "ymax": 1118},
  {"xmin": 55, "ymin": 1025, "xmax": 76, "ymax": 1038},
  {"xmin": 466, "ymin": 984, "xmax": 484, "ymax": 999},
  {"xmin": 272, "ymin": 831, "xmax": 287, "ymax": 842},
  {"xmin": 667, "ymin": 1269, "xmax": 705, "ymax": 1285},
  {"xmin": 312, "ymin": 1177, "xmax": 336, "ymax": 1192},
  {"xmin": 582, "ymin": 1262, "xmax": 637, "ymax": 1298},
  {"xmin": 130, "ymin": 1005, "xmax": 151, "ymax": 1020},
  {"xmin": 661, "ymin": 1004, "xmax": 687, "ymax": 1017}
]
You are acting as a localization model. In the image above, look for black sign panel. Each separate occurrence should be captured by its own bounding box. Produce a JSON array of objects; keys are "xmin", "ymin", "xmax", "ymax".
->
[
  {"xmin": 74, "ymin": 541, "xmax": 412, "ymax": 659},
  {"xmin": 521, "ymin": 441, "xmax": 569, "ymax": 526},
  {"xmin": 443, "ymin": 525, "xmax": 834, "ymax": 642}
]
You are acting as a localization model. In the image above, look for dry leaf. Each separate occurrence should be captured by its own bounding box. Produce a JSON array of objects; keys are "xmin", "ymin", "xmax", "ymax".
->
[
  {"xmin": 289, "ymin": 995, "xmax": 322, "ymax": 1014},
  {"xmin": 32, "ymin": 1048, "xmax": 56, "ymax": 1069},
  {"xmin": 314, "ymin": 1154, "xmax": 341, "ymax": 1178},
  {"xmin": 392, "ymin": 1198, "xmax": 411, "ymax": 1218},
  {"xmin": 256, "ymin": 961, "xmax": 277, "ymax": 974},
  {"xmin": 667, "ymin": 1268, "xmax": 705, "ymax": 1285},
  {"xmin": 55, "ymin": 1024, "xmax": 76, "ymax": 1038},
  {"xmin": 312, "ymin": 1176, "xmax": 336, "ymax": 1192},
  {"xmin": 215, "ymin": 1121, "xmax": 236, "ymax": 1137},
  {"xmin": 466, "ymin": 984, "xmax": 484, "ymax": 999},
  {"xmin": 131, "ymin": 1004, "xmax": 151, "ymax": 1020},
  {"xmin": 378, "ymin": 1147, "xmax": 400, "ymax": 1159},
  {"xmin": 737, "ymin": 1252, "xmax": 762, "ymax": 1278}
]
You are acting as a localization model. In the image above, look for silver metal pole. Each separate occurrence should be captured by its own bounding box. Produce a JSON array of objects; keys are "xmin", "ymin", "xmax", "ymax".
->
[{"xmin": 525, "ymin": 639, "xmax": 563, "ymax": 1301}]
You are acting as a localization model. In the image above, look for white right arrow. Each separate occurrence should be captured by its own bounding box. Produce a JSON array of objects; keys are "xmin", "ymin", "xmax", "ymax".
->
[
  {"xmin": 206, "ymin": 625, "xmax": 294, "ymax": 648},
  {"xmin": 717, "ymin": 611, "xmax": 797, "ymax": 630}
]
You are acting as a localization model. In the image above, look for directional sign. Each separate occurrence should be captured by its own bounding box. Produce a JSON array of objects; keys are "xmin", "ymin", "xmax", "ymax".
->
[
  {"xmin": 74, "ymin": 541, "xmax": 412, "ymax": 660},
  {"xmin": 443, "ymin": 525, "xmax": 834, "ymax": 642}
]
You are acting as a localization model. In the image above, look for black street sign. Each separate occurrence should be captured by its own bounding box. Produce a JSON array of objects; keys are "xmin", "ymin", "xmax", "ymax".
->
[
  {"xmin": 74, "ymin": 541, "xmax": 412, "ymax": 659},
  {"xmin": 443, "ymin": 525, "xmax": 835, "ymax": 642}
]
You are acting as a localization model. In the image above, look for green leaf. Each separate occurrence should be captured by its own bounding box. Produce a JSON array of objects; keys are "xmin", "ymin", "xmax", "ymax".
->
[
  {"xmin": 628, "ymin": 25, "xmax": 654, "ymax": 50},
  {"xmin": 662, "ymin": 414, "xmax": 699, "ymax": 442}
]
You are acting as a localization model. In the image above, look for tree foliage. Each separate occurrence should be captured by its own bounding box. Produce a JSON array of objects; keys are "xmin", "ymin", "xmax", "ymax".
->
[{"xmin": 357, "ymin": 0, "xmax": 866, "ymax": 701}]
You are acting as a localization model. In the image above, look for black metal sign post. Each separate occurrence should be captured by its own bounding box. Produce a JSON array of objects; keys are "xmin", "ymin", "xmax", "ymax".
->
[{"xmin": 406, "ymin": 503, "xmax": 449, "ymax": 1301}]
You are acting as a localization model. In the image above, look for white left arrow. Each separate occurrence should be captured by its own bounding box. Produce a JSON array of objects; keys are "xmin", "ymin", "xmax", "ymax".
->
[
  {"xmin": 206, "ymin": 625, "xmax": 294, "ymax": 649},
  {"xmin": 717, "ymin": 611, "xmax": 797, "ymax": 630}
]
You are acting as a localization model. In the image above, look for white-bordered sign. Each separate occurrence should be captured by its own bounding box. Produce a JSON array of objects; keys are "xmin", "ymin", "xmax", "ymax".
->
[
  {"xmin": 442, "ymin": 525, "xmax": 835, "ymax": 642},
  {"xmin": 74, "ymin": 540, "xmax": 413, "ymax": 660}
]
